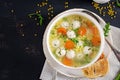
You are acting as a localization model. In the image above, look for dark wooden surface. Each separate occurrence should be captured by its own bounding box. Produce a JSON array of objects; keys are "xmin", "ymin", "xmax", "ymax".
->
[{"xmin": 0, "ymin": 0, "xmax": 120, "ymax": 80}]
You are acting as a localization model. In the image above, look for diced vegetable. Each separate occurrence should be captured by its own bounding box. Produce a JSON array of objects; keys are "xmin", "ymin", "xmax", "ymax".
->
[
  {"xmin": 91, "ymin": 36, "xmax": 101, "ymax": 46},
  {"xmin": 82, "ymin": 38, "xmax": 92, "ymax": 46},
  {"xmin": 65, "ymin": 40, "xmax": 75, "ymax": 49},
  {"xmin": 85, "ymin": 54, "xmax": 91, "ymax": 63},
  {"xmin": 57, "ymin": 27, "xmax": 67, "ymax": 35},
  {"xmin": 78, "ymin": 26, "xmax": 87, "ymax": 36},
  {"xmin": 62, "ymin": 56, "xmax": 73, "ymax": 66},
  {"xmin": 86, "ymin": 21, "xmax": 93, "ymax": 27},
  {"xmin": 71, "ymin": 38, "xmax": 79, "ymax": 44},
  {"xmin": 90, "ymin": 26, "xmax": 99, "ymax": 35},
  {"xmin": 62, "ymin": 17, "xmax": 67, "ymax": 21},
  {"xmin": 86, "ymin": 21, "xmax": 99, "ymax": 35},
  {"xmin": 74, "ymin": 29, "xmax": 79, "ymax": 36}
]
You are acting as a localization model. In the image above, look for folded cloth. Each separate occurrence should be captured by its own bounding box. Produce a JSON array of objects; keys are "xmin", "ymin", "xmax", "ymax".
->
[{"xmin": 40, "ymin": 26, "xmax": 120, "ymax": 80}]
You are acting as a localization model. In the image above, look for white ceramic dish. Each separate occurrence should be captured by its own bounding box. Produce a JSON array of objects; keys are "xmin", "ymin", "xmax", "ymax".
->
[
  {"xmin": 43, "ymin": 8, "xmax": 112, "ymax": 77},
  {"xmin": 93, "ymin": 0, "xmax": 110, "ymax": 4}
]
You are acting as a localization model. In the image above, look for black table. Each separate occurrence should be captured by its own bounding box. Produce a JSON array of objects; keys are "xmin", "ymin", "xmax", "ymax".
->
[{"xmin": 0, "ymin": 0, "xmax": 120, "ymax": 80}]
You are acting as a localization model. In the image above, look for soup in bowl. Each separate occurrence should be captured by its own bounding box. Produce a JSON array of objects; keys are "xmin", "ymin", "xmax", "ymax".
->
[{"xmin": 46, "ymin": 12, "xmax": 104, "ymax": 69}]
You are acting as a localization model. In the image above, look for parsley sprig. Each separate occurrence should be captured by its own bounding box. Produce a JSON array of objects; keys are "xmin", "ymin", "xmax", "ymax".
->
[
  {"xmin": 116, "ymin": 0, "xmax": 120, "ymax": 7},
  {"xmin": 103, "ymin": 23, "xmax": 110, "ymax": 37},
  {"xmin": 28, "ymin": 13, "xmax": 43, "ymax": 26},
  {"xmin": 115, "ymin": 73, "xmax": 120, "ymax": 80}
]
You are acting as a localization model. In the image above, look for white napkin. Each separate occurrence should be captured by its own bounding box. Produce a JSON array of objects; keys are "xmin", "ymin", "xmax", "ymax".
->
[{"xmin": 40, "ymin": 26, "xmax": 120, "ymax": 80}]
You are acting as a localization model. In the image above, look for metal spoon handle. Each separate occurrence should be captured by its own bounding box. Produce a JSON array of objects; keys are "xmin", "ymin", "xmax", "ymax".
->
[
  {"xmin": 105, "ymin": 39, "xmax": 120, "ymax": 62},
  {"xmin": 82, "ymin": 10, "xmax": 120, "ymax": 62}
]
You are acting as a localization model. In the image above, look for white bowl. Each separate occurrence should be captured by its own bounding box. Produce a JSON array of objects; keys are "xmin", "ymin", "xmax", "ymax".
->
[
  {"xmin": 44, "ymin": 9, "xmax": 105, "ymax": 70},
  {"xmin": 93, "ymin": 0, "xmax": 110, "ymax": 4}
]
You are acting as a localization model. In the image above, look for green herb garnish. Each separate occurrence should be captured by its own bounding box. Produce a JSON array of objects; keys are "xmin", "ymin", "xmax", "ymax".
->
[
  {"xmin": 62, "ymin": 17, "xmax": 67, "ymax": 21},
  {"xmin": 85, "ymin": 54, "xmax": 90, "ymax": 63},
  {"xmin": 103, "ymin": 23, "xmax": 110, "ymax": 37},
  {"xmin": 116, "ymin": 0, "xmax": 120, "ymax": 7},
  {"xmin": 74, "ymin": 29, "xmax": 79, "ymax": 37},
  {"xmin": 82, "ymin": 38, "xmax": 92, "ymax": 46},
  {"xmin": 28, "ymin": 13, "xmax": 43, "ymax": 26},
  {"xmin": 71, "ymin": 38, "xmax": 79, "ymax": 44},
  {"xmin": 115, "ymin": 73, "xmax": 120, "ymax": 80}
]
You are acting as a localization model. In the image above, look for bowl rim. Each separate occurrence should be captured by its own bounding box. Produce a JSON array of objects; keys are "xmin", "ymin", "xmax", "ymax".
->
[{"xmin": 46, "ymin": 10, "xmax": 105, "ymax": 69}]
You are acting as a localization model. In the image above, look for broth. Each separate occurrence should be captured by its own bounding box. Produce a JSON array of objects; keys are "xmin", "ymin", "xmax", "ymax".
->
[{"xmin": 49, "ymin": 14, "xmax": 101, "ymax": 67}]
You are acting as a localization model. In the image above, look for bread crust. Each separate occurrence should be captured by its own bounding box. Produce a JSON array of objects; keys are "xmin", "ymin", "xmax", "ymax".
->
[{"xmin": 82, "ymin": 53, "xmax": 109, "ymax": 78}]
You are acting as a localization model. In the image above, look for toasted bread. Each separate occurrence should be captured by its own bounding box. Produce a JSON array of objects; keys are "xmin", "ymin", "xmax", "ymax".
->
[{"xmin": 82, "ymin": 53, "xmax": 109, "ymax": 78}]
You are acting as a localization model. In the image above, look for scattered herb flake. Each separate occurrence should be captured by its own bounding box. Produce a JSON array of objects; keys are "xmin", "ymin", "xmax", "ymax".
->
[
  {"xmin": 28, "ymin": 13, "xmax": 43, "ymax": 26},
  {"xmin": 115, "ymin": 73, "xmax": 120, "ymax": 80},
  {"xmin": 82, "ymin": 38, "xmax": 92, "ymax": 46},
  {"xmin": 62, "ymin": 17, "xmax": 67, "ymax": 21},
  {"xmin": 116, "ymin": 0, "xmax": 120, "ymax": 7},
  {"xmin": 71, "ymin": 38, "xmax": 79, "ymax": 44}
]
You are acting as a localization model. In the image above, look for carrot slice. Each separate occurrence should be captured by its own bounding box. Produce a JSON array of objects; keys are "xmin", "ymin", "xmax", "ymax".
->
[
  {"xmin": 57, "ymin": 27, "xmax": 67, "ymax": 35},
  {"xmin": 91, "ymin": 36, "xmax": 101, "ymax": 46},
  {"xmin": 92, "ymin": 27, "xmax": 99, "ymax": 34},
  {"xmin": 86, "ymin": 21, "xmax": 99, "ymax": 35},
  {"xmin": 86, "ymin": 21, "xmax": 93, "ymax": 27},
  {"xmin": 78, "ymin": 26, "xmax": 87, "ymax": 36},
  {"xmin": 86, "ymin": 20, "xmax": 99, "ymax": 35},
  {"xmin": 62, "ymin": 56, "xmax": 73, "ymax": 66},
  {"xmin": 65, "ymin": 40, "xmax": 74, "ymax": 50},
  {"xmin": 89, "ymin": 26, "xmax": 99, "ymax": 35}
]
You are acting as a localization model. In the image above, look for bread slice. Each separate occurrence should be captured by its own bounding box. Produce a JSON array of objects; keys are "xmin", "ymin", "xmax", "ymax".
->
[{"xmin": 82, "ymin": 53, "xmax": 109, "ymax": 78}]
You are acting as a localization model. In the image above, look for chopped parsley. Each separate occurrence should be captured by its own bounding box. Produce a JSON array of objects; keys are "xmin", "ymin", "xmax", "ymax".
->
[{"xmin": 71, "ymin": 38, "xmax": 79, "ymax": 44}]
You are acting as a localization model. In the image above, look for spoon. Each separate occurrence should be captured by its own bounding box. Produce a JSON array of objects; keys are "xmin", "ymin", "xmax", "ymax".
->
[
  {"xmin": 82, "ymin": 10, "xmax": 120, "ymax": 62},
  {"xmin": 51, "ymin": 9, "xmax": 120, "ymax": 80}
]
